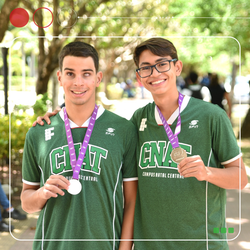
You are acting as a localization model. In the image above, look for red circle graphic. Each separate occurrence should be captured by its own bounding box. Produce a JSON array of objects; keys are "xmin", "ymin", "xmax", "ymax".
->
[
  {"xmin": 9, "ymin": 8, "xmax": 29, "ymax": 28},
  {"xmin": 33, "ymin": 7, "xmax": 54, "ymax": 28}
]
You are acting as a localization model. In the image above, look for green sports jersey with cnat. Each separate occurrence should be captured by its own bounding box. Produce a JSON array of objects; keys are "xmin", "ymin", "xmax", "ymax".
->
[
  {"xmin": 131, "ymin": 96, "xmax": 241, "ymax": 250},
  {"xmin": 22, "ymin": 106, "xmax": 138, "ymax": 250}
]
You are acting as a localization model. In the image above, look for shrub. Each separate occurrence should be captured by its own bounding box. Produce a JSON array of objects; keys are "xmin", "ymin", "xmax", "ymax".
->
[{"xmin": 0, "ymin": 113, "xmax": 34, "ymax": 159}]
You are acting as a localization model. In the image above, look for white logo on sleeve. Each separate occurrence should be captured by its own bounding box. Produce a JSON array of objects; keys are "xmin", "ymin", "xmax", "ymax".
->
[
  {"xmin": 139, "ymin": 118, "xmax": 147, "ymax": 131},
  {"xmin": 45, "ymin": 127, "xmax": 54, "ymax": 141},
  {"xmin": 106, "ymin": 128, "xmax": 115, "ymax": 136},
  {"xmin": 189, "ymin": 120, "xmax": 199, "ymax": 129}
]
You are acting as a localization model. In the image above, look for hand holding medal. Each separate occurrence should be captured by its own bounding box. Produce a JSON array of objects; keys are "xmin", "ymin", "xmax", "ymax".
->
[
  {"xmin": 42, "ymin": 175, "xmax": 70, "ymax": 199},
  {"xmin": 64, "ymin": 105, "xmax": 98, "ymax": 195},
  {"xmin": 177, "ymin": 155, "xmax": 208, "ymax": 181},
  {"xmin": 157, "ymin": 93, "xmax": 187, "ymax": 165}
]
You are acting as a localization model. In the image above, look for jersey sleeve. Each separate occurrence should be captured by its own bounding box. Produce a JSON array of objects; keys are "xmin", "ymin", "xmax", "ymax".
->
[
  {"xmin": 122, "ymin": 122, "xmax": 138, "ymax": 181},
  {"xmin": 22, "ymin": 129, "xmax": 41, "ymax": 185},
  {"xmin": 212, "ymin": 109, "xmax": 241, "ymax": 164}
]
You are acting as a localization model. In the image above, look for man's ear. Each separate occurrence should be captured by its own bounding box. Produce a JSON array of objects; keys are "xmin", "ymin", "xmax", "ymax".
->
[
  {"xmin": 175, "ymin": 60, "xmax": 183, "ymax": 76},
  {"xmin": 57, "ymin": 70, "xmax": 62, "ymax": 86},
  {"xmin": 136, "ymin": 72, "xmax": 141, "ymax": 83},
  {"xmin": 96, "ymin": 71, "xmax": 103, "ymax": 87}
]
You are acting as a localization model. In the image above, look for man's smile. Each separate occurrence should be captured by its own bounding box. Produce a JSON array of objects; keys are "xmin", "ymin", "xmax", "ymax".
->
[
  {"xmin": 150, "ymin": 79, "xmax": 166, "ymax": 85},
  {"xmin": 71, "ymin": 90, "xmax": 87, "ymax": 95}
]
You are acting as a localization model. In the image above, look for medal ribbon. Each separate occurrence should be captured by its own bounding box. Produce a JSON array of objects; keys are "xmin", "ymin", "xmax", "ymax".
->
[
  {"xmin": 63, "ymin": 105, "xmax": 98, "ymax": 180},
  {"xmin": 156, "ymin": 93, "xmax": 184, "ymax": 149}
]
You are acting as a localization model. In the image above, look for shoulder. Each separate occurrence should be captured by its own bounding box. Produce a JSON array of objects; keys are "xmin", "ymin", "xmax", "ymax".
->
[
  {"xmin": 188, "ymin": 97, "xmax": 228, "ymax": 119},
  {"xmin": 101, "ymin": 110, "xmax": 138, "ymax": 142},
  {"xmin": 131, "ymin": 102, "xmax": 155, "ymax": 119},
  {"xmin": 129, "ymin": 102, "xmax": 155, "ymax": 131},
  {"xmin": 26, "ymin": 114, "xmax": 62, "ymax": 138},
  {"xmin": 101, "ymin": 109, "xmax": 136, "ymax": 130}
]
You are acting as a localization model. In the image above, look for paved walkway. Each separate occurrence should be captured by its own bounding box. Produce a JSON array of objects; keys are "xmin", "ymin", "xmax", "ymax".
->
[
  {"xmin": 1, "ymin": 93, "xmax": 250, "ymax": 250},
  {"xmin": 227, "ymin": 184, "xmax": 250, "ymax": 250}
]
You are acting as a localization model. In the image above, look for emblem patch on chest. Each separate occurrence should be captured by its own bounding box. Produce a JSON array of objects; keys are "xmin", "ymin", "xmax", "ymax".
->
[{"xmin": 139, "ymin": 118, "xmax": 147, "ymax": 131}]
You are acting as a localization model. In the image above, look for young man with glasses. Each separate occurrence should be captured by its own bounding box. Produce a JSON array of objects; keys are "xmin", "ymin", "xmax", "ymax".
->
[{"xmin": 131, "ymin": 37, "xmax": 247, "ymax": 249}]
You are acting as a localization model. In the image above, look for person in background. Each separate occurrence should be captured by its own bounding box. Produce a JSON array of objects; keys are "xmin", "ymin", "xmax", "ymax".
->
[
  {"xmin": 182, "ymin": 71, "xmax": 203, "ymax": 99},
  {"xmin": 121, "ymin": 79, "xmax": 135, "ymax": 98},
  {"xmin": 0, "ymin": 181, "xmax": 27, "ymax": 232},
  {"xmin": 208, "ymin": 73, "xmax": 232, "ymax": 118},
  {"xmin": 201, "ymin": 72, "xmax": 212, "ymax": 86},
  {"xmin": 137, "ymin": 80, "xmax": 144, "ymax": 99}
]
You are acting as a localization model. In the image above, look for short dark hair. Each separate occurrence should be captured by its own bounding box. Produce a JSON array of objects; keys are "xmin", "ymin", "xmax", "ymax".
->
[
  {"xmin": 133, "ymin": 38, "xmax": 178, "ymax": 68},
  {"xmin": 189, "ymin": 71, "xmax": 198, "ymax": 84},
  {"xmin": 58, "ymin": 41, "xmax": 99, "ymax": 72}
]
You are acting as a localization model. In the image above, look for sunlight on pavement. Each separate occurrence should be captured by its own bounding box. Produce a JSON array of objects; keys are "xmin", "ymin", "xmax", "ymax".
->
[
  {"xmin": 226, "ymin": 218, "xmax": 249, "ymax": 225},
  {"xmin": 239, "ymin": 241, "xmax": 250, "ymax": 249}
]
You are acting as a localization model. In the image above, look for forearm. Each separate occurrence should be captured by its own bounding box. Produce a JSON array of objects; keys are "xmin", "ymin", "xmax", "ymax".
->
[
  {"xmin": 119, "ymin": 202, "xmax": 135, "ymax": 250},
  {"xmin": 178, "ymin": 156, "xmax": 248, "ymax": 190},
  {"xmin": 21, "ymin": 187, "xmax": 48, "ymax": 213},
  {"xmin": 119, "ymin": 180, "xmax": 137, "ymax": 250},
  {"xmin": 205, "ymin": 165, "xmax": 248, "ymax": 190}
]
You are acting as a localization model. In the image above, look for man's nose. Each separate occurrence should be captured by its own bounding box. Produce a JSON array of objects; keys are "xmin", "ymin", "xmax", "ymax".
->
[{"xmin": 74, "ymin": 75, "xmax": 83, "ymax": 85}]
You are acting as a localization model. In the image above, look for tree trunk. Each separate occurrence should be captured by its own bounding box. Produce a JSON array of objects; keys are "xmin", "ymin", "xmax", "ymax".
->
[
  {"xmin": 103, "ymin": 51, "xmax": 116, "ymax": 97},
  {"xmin": 0, "ymin": 0, "xmax": 19, "ymax": 43},
  {"xmin": 36, "ymin": 74, "xmax": 51, "ymax": 94},
  {"xmin": 241, "ymin": 108, "xmax": 250, "ymax": 138},
  {"xmin": 2, "ymin": 47, "xmax": 8, "ymax": 115},
  {"xmin": 35, "ymin": 39, "xmax": 63, "ymax": 95},
  {"xmin": 52, "ymin": 70, "xmax": 59, "ymax": 110},
  {"xmin": 230, "ymin": 61, "xmax": 238, "ymax": 102}
]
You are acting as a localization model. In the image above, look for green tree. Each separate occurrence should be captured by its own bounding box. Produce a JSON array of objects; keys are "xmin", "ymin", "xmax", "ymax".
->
[
  {"xmin": 18, "ymin": 0, "xmax": 167, "ymax": 95},
  {"xmin": 0, "ymin": 0, "xmax": 20, "ymax": 43},
  {"xmin": 167, "ymin": 0, "xmax": 250, "ymax": 137}
]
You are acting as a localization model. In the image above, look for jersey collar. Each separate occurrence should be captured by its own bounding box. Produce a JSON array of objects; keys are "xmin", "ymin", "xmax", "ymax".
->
[
  {"xmin": 155, "ymin": 95, "xmax": 190, "ymax": 125},
  {"xmin": 59, "ymin": 104, "xmax": 105, "ymax": 128}
]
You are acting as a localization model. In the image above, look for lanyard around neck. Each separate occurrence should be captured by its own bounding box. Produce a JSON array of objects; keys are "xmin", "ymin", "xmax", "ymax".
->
[
  {"xmin": 63, "ymin": 105, "xmax": 98, "ymax": 180},
  {"xmin": 156, "ymin": 93, "xmax": 184, "ymax": 149}
]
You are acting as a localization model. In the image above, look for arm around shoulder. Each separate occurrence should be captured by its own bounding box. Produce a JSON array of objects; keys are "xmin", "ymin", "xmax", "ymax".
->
[{"xmin": 32, "ymin": 108, "xmax": 61, "ymax": 127}]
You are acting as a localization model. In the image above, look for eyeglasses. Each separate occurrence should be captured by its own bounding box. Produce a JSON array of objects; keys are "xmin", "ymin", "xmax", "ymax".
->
[{"xmin": 136, "ymin": 59, "xmax": 177, "ymax": 78}]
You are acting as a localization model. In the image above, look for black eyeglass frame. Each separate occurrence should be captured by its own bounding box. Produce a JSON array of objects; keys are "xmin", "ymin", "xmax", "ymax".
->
[{"xmin": 136, "ymin": 58, "xmax": 178, "ymax": 78}]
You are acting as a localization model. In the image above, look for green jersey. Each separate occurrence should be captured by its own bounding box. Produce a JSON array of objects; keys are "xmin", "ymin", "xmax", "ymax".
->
[
  {"xmin": 131, "ymin": 96, "xmax": 241, "ymax": 249},
  {"xmin": 22, "ymin": 106, "xmax": 138, "ymax": 250}
]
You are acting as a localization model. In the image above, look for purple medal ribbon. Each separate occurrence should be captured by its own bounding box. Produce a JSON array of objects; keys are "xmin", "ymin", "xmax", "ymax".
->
[
  {"xmin": 63, "ymin": 105, "xmax": 98, "ymax": 180},
  {"xmin": 156, "ymin": 93, "xmax": 184, "ymax": 149}
]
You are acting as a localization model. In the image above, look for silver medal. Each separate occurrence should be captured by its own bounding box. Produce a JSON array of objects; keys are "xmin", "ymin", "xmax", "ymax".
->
[{"xmin": 68, "ymin": 179, "xmax": 82, "ymax": 195}]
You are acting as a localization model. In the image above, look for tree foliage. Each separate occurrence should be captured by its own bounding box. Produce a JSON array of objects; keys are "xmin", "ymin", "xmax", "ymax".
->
[
  {"xmin": 10, "ymin": 0, "xmax": 170, "ymax": 95},
  {"xmin": 168, "ymin": 0, "xmax": 250, "ymax": 57},
  {"xmin": 1, "ymin": 0, "xmax": 250, "ymax": 95}
]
